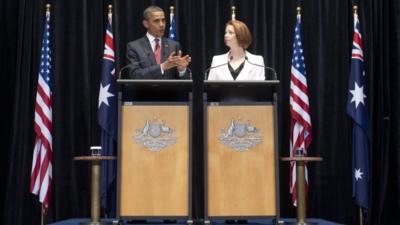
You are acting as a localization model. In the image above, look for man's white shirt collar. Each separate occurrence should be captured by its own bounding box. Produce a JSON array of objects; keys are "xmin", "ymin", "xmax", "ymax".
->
[{"xmin": 146, "ymin": 33, "xmax": 161, "ymax": 52}]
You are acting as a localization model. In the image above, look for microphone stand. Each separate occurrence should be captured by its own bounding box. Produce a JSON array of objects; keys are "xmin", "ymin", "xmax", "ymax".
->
[
  {"xmin": 118, "ymin": 60, "xmax": 145, "ymax": 79},
  {"xmin": 186, "ymin": 67, "xmax": 193, "ymax": 80},
  {"xmin": 118, "ymin": 64, "xmax": 132, "ymax": 79},
  {"xmin": 245, "ymin": 57, "xmax": 278, "ymax": 80},
  {"xmin": 203, "ymin": 58, "xmax": 232, "ymax": 80}
]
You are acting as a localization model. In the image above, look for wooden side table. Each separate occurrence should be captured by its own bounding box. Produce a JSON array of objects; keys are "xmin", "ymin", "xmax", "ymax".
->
[
  {"xmin": 74, "ymin": 156, "xmax": 116, "ymax": 225},
  {"xmin": 281, "ymin": 156, "xmax": 322, "ymax": 225}
]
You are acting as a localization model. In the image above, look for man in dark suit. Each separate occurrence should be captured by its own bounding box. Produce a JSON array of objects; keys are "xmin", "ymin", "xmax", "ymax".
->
[{"xmin": 126, "ymin": 5, "xmax": 191, "ymax": 79}]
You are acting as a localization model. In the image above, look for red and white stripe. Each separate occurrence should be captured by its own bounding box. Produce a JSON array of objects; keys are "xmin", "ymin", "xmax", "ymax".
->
[
  {"xmin": 30, "ymin": 15, "xmax": 53, "ymax": 210},
  {"xmin": 103, "ymin": 13, "xmax": 115, "ymax": 65},
  {"xmin": 103, "ymin": 30, "xmax": 114, "ymax": 62},
  {"xmin": 352, "ymin": 14, "xmax": 364, "ymax": 62}
]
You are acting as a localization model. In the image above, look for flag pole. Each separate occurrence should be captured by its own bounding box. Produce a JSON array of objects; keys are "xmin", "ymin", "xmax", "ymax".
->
[
  {"xmin": 353, "ymin": 6, "xmax": 362, "ymax": 225},
  {"xmin": 41, "ymin": 205, "xmax": 45, "ymax": 225}
]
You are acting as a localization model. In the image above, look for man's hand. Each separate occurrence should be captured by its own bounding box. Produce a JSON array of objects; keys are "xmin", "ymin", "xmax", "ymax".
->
[
  {"xmin": 161, "ymin": 51, "xmax": 192, "ymax": 72},
  {"xmin": 161, "ymin": 52, "xmax": 179, "ymax": 71},
  {"xmin": 175, "ymin": 51, "xmax": 192, "ymax": 72}
]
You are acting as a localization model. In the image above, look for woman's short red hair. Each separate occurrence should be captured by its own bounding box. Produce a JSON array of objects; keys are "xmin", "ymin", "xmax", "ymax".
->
[{"xmin": 226, "ymin": 20, "xmax": 252, "ymax": 49}]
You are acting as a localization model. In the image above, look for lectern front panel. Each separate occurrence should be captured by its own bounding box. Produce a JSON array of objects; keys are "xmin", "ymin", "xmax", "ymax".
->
[
  {"xmin": 207, "ymin": 105, "xmax": 276, "ymax": 217},
  {"xmin": 119, "ymin": 105, "xmax": 189, "ymax": 217}
]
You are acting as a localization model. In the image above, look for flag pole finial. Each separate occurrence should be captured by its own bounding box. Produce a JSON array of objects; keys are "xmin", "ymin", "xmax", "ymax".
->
[
  {"xmin": 231, "ymin": 6, "xmax": 236, "ymax": 20},
  {"xmin": 353, "ymin": 5, "xmax": 358, "ymax": 14},
  {"xmin": 296, "ymin": 7, "xmax": 301, "ymax": 15},
  {"xmin": 170, "ymin": 6, "xmax": 175, "ymax": 14},
  {"xmin": 231, "ymin": 5, "xmax": 236, "ymax": 20},
  {"xmin": 108, "ymin": 4, "xmax": 112, "ymax": 14},
  {"xmin": 45, "ymin": 4, "xmax": 51, "ymax": 16}
]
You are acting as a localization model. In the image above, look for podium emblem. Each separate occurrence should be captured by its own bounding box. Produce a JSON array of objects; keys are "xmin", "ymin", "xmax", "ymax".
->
[
  {"xmin": 133, "ymin": 119, "xmax": 176, "ymax": 151},
  {"xmin": 219, "ymin": 119, "xmax": 262, "ymax": 151}
]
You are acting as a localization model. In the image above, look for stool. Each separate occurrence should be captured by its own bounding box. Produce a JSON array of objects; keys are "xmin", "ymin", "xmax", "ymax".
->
[
  {"xmin": 74, "ymin": 155, "xmax": 116, "ymax": 225},
  {"xmin": 281, "ymin": 156, "xmax": 322, "ymax": 225}
]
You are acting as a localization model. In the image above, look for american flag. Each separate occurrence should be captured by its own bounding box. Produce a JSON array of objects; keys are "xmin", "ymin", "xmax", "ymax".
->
[
  {"xmin": 168, "ymin": 9, "xmax": 177, "ymax": 40},
  {"xmin": 346, "ymin": 7, "xmax": 370, "ymax": 210},
  {"xmin": 289, "ymin": 11, "xmax": 313, "ymax": 206},
  {"xmin": 98, "ymin": 7, "xmax": 117, "ymax": 215},
  {"xmin": 30, "ymin": 6, "xmax": 53, "ymax": 212}
]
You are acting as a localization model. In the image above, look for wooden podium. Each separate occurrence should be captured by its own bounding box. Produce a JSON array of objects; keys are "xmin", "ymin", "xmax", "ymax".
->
[
  {"xmin": 203, "ymin": 80, "xmax": 280, "ymax": 223},
  {"xmin": 116, "ymin": 79, "xmax": 193, "ymax": 222}
]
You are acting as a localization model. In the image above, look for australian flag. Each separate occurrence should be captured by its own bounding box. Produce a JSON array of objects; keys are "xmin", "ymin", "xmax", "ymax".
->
[
  {"xmin": 346, "ymin": 8, "xmax": 370, "ymax": 210},
  {"xmin": 98, "ymin": 8, "xmax": 117, "ymax": 216},
  {"xmin": 168, "ymin": 10, "xmax": 177, "ymax": 40}
]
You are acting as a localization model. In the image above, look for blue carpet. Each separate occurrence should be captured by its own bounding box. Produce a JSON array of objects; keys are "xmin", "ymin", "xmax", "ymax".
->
[{"xmin": 49, "ymin": 218, "xmax": 344, "ymax": 225}]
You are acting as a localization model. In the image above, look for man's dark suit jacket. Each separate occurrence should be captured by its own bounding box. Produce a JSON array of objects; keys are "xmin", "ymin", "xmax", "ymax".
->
[{"xmin": 126, "ymin": 36, "xmax": 189, "ymax": 79}]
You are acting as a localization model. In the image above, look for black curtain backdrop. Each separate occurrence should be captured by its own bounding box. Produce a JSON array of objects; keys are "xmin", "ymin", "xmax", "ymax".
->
[{"xmin": 1, "ymin": 0, "xmax": 399, "ymax": 225}]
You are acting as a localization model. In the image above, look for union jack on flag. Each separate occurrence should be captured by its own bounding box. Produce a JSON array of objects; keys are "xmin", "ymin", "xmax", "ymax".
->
[
  {"xmin": 30, "ymin": 6, "xmax": 53, "ymax": 212},
  {"xmin": 289, "ymin": 10, "xmax": 313, "ymax": 206}
]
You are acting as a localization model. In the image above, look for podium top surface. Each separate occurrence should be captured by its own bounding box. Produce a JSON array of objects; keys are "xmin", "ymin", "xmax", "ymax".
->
[
  {"xmin": 117, "ymin": 79, "xmax": 279, "ymax": 86},
  {"xmin": 204, "ymin": 80, "xmax": 280, "ymax": 102},
  {"xmin": 117, "ymin": 79, "xmax": 193, "ymax": 101},
  {"xmin": 204, "ymin": 80, "xmax": 280, "ymax": 86},
  {"xmin": 117, "ymin": 79, "xmax": 193, "ymax": 86},
  {"xmin": 116, "ymin": 79, "xmax": 280, "ymax": 102}
]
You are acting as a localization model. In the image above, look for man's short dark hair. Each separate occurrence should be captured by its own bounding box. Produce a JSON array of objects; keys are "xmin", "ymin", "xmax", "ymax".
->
[{"xmin": 143, "ymin": 6, "xmax": 164, "ymax": 20}]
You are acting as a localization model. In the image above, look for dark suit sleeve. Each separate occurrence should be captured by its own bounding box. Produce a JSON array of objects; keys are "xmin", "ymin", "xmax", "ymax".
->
[{"xmin": 126, "ymin": 42, "xmax": 163, "ymax": 79}]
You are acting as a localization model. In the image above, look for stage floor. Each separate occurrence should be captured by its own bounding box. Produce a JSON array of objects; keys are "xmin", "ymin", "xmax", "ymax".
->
[{"xmin": 49, "ymin": 218, "xmax": 344, "ymax": 225}]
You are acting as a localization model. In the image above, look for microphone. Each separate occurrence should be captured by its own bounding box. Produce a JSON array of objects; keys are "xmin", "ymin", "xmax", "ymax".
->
[
  {"xmin": 118, "ymin": 60, "xmax": 145, "ymax": 79},
  {"xmin": 203, "ymin": 56, "xmax": 233, "ymax": 80},
  {"xmin": 245, "ymin": 56, "xmax": 278, "ymax": 80},
  {"xmin": 186, "ymin": 67, "xmax": 193, "ymax": 80}
]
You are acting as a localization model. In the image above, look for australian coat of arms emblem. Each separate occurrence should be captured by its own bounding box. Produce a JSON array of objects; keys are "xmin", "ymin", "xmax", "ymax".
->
[
  {"xmin": 219, "ymin": 119, "xmax": 262, "ymax": 151},
  {"xmin": 133, "ymin": 119, "xmax": 176, "ymax": 151}
]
